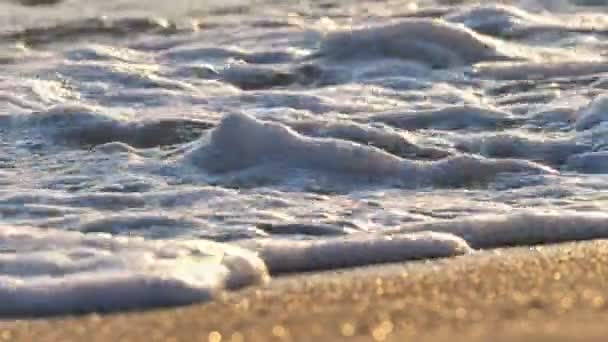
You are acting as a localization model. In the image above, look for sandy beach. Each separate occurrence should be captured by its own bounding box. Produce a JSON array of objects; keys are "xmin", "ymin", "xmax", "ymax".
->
[{"xmin": 3, "ymin": 240, "xmax": 608, "ymax": 341}]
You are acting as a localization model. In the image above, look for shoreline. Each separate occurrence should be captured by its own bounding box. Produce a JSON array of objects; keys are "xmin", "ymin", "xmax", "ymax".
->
[{"xmin": 4, "ymin": 240, "xmax": 608, "ymax": 341}]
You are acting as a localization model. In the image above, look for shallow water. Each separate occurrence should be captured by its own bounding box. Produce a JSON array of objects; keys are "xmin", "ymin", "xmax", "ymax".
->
[{"xmin": 2, "ymin": 0, "xmax": 608, "ymax": 316}]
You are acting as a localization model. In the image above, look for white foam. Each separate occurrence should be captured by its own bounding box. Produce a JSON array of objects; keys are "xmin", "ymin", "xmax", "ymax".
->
[
  {"xmin": 456, "ymin": 133, "xmax": 589, "ymax": 166},
  {"xmin": 319, "ymin": 19, "xmax": 507, "ymax": 67},
  {"xmin": 240, "ymin": 232, "xmax": 471, "ymax": 274},
  {"xmin": 401, "ymin": 212, "xmax": 608, "ymax": 249},
  {"xmin": 289, "ymin": 119, "xmax": 449, "ymax": 159},
  {"xmin": 0, "ymin": 225, "xmax": 268, "ymax": 316},
  {"xmin": 0, "ymin": 92, "xmax": 45, "ymax": 113},
  {"xmin": 444, "ymin": 4, "xmax": 549, "ymax": 36},
  {"xmin": 184, "ymin": 112, "xmax": 407, "ymax": 178},
  {"xmin": 183, "ymin": 113, "xmax": 554, "ymax": 188},
  {"xmin": 443, "ymin": 4, "xmax": 598, "ymax": 38},
  {"xmin": 474, "ymin": 61, "xmax": 608, "ymax": 80}
]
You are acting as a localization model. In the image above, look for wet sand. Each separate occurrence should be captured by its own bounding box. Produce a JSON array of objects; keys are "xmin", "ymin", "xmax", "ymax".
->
[{"xmin": 4, "ymin": 240, "xmax": 608, "ymax": 341}]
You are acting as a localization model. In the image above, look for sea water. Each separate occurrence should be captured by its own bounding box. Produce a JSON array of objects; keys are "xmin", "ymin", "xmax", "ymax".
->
[{"xmin": 2, "ymin": 0, "xmax": 608, "ymax": 316}]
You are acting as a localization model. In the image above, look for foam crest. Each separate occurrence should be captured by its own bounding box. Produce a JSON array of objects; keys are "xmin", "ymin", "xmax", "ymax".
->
[
  {"xmin": 242, "ymin": 232, "xmax": 471, "ymax": 274},
  {"xmin": 426, "ymin": 155, "xmax": 556, "ymax": 187},
  {"xmin": 404, "ymin": 212, "xmax": 608, "ymax": 249},
  {"xmin": 444, "ymin": 4, "xmax": 548, "ymax": 36},
  {"xmin": 442, "ymin": 4, "xmax": 603, "ymax": 38},
  {"xmin": 318, "ymin": 19, "xmax": 509, "ymax": 68},
  {"xmin": 0, "ymin": 92, "xmax": 45, "ymax": 112},
  {"xmin": 183, "ymin": 113, "xmax": 554, "ymax": 188},
  {"xmin": 290, "ymin": 120, "xmax": 451, "ymax": 159},
  {"xmin": 456, "ymin": 134, "xmax": 589, "ymax": 166},
  {"xmin": 184, "ymin": 112, "xmax": 407, "ymax": 178},
  {"xmin": 0, "ymin": 225, "xmax": 268, "ymax": 316}
]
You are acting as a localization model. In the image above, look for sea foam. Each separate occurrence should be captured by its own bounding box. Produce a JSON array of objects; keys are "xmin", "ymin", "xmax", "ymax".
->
[
  {"xmin": 240, "ymin": 232, "xmax": 471, "ymax": 274},
  {"xmin": 182, "ymin": 113, "xmax": 555, "ymax": 188},
  {"xmin": 0, "ymin": 225, "xmax": 268, "ymax": 316},
  {"xmin": 318, "ymin": 19, "xmax": 509, "ymax": 67},
  {"xmin": 400, "ymin": 212, "xmax": 608, "ymax": 249}
]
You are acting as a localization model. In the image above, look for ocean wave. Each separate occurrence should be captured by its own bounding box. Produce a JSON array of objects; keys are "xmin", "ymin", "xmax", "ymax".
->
[
  {"xmin": 3, "ymin": 0, "xmax": 608, "ymax": 317},
  {"xmin": 162, "ymin": 46, "xmax": 299, "ymax": 64},
  {"xmin": 3, "ymin": 17, "xmax": 182, "ymax": 46},
  {"xmin": 474, "ymin": 61, "xmax": 608, "ymax": 80},
  {"xmin": 444, "ymin": 4, "xmax": 551, "ymax": 37},
  {"xmin": 289, "ymin": 119, "xmax": 451, "ymax": 159},
  {"xmin": 77, "ymin": 213, "xmax": 204, "ymax": 238},
  {"xmin": 182, "ymin": 113, "xmax": 554, "ymax": 188},
  {"xmin": 455, "ymin": 133, "xmax": 590, "ymax": 166},
  {"xmin": 444, "ymin": 4, "xmax": 608, "ymax": 38},
  {"xmin": 256, "ymin": 222, "xmax": 359, "ymax": 236},
  {"xmin": 0, "ymin": 191, "xmax": 147, "ymax": 211},
  {"xmin": 317, "ymin": 19, "xmax": 511, "ymax": 67},
  {"xmin": 369, "ymin": 105, "xmax": 521, "ymax": 130},
  {"xmin": 8, "ymin": 104, "xmax": 211, "ymax": 148},
  {"xmin": 55, "ymin": 61, "xmax": 196, "ymax": 91}
]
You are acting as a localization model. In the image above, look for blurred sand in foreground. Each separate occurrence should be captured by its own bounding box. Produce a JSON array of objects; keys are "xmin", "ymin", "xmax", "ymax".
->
[{"xmin": 4, "ymin": 240, "xmax": 608, "ymax": 341}]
